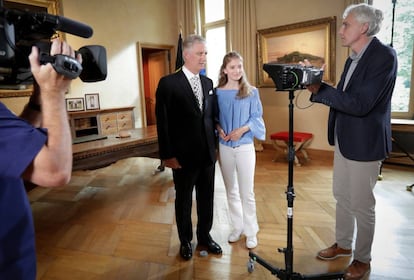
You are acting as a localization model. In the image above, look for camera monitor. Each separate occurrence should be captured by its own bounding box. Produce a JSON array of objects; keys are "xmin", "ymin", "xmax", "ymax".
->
[{"xmin": 263, "ymin": 63, "xmax": 323, "ymax": 91}]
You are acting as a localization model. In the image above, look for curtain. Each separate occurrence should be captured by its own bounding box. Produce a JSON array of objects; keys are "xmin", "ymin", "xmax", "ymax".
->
[
  {"xmin": 229, "ymin": 0, "xmax": 257, "ymax": 87},
  {"xmin": 176, "ymin": 0, "xmax": 197, "ymax": 37},
  {"xmin": 229, "ymin": 0, "xmax": 263, "ymax": 150}
]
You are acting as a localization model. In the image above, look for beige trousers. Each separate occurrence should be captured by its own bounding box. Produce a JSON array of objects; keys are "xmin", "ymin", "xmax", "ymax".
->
[{"xmin": 333, "ymin": 142, "xmax": 381, "ymax": 263}]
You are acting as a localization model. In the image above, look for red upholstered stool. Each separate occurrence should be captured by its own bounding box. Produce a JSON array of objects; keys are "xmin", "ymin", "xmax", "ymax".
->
[{"xmin": 270, "ymin": 131, "xmax": 313, "ymax": 166}]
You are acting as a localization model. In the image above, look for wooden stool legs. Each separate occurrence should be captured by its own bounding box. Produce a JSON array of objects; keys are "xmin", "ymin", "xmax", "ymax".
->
[{"xmin": 270, "ymin": 131, "xmax": 313, "ymax": 166}]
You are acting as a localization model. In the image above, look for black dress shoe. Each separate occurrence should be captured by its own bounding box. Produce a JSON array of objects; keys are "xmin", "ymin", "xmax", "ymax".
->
[
  {"xmin": 199, "ymin": 239, "xmax": 222, "ymax": 255},
  {"xmin": 180, "ymin": 242, "xmax": 192, "ymax": 260}
]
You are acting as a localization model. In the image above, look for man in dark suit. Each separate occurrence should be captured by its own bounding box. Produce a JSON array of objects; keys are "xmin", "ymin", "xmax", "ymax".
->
[
  {"xmin": 304, "ymin": 4, "xmax": 397, "ymax": 279},
  {"xmin": 155, "ymin": 34, "xmax": 222, "ymax": 260}
]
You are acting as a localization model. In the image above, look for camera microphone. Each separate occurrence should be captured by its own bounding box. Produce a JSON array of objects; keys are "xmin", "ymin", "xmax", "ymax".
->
[
  {"xmin": 53, "ymin": 15, "xmax": 93, "ymax": 38},
  {"xmin": 36, "ymin": 13, "xmax": 93, "ymax": 39},
  {"xmin": 3, "ymin": 9, "xmax": 93, "ymax": 39}
]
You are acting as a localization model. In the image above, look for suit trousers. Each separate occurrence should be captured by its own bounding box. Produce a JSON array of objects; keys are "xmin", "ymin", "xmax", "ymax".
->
[
  {"xmin": 172, "ymin": 162, "xmax": 215, "ymax": 244},
  {"xmin": 333, "ymin": 141, "xmax": 381, "ymax": 263},
  {"xmin": 219, "ymin": 143, "xmax": 259, "ymax": 237}
]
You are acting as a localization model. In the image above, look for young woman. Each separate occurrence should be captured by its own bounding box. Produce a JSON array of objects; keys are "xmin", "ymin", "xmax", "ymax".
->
[{"xmin": 216, "ymin": 51, "xmax": 266, "ymax": 249}]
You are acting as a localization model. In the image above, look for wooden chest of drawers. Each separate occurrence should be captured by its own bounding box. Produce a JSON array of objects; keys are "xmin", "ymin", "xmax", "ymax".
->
[
  {"xmin": 100, "ymin": 110, "xmax": 133, "ymax": 135},
  {"xmin": 69, "ymin": 107, "xmax": 135, "ymax": 141}
]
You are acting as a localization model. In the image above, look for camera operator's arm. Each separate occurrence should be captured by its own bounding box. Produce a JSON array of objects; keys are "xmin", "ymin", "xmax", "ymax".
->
[
  {"xmin": 19, "ymin": 84, "xmax": 43, "ymax": 127},
  {"xmin": 21, "ymin": 39, "xmax": 80, "ymax": 187}
]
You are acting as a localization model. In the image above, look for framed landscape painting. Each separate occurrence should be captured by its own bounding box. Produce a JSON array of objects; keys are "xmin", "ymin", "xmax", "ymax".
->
[{"xmin": 257, "ymin": 17, "xmax": 336, "ymax": 87}]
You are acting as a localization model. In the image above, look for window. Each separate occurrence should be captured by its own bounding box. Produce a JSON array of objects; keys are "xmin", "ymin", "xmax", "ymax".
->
[
  {"xmin": 200, "ymin": 0, "xmax": 228, "ymax": 85},
  {"xmin": 204, "ymin": 0, "xmax": 225, "ymax": 23},
  {"xmin": 371, "ymin": 0, "xmax": 414, "ymax": 118}
]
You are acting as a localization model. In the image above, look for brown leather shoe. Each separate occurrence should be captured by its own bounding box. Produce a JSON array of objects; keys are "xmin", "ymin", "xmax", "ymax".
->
[
  {"xmin": 345, "ymin": 260, "xmax": 370, "ymax": 280},
  {"xmin": 317, "ymin": 243, "xmax": 352, "ymax": 260}
]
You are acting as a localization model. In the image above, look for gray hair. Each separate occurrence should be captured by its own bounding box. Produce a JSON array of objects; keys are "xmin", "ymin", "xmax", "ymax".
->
[
  {"xmin": 343, "ymin": 3, "xmax": 383, "ymax": 36},
  {"xmin": 183, "ymin": 34, "xmax": 206, "ymax": 51}
]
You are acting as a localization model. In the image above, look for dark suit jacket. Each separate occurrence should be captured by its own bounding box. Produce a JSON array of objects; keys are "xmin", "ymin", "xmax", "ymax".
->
[
  {"xmin": 155, "ymin": 70, "xmax": 218, "ymax": 168},
  {"xmin": 311, "ymin": 37, "xmax": 398, "ymax": 161}
]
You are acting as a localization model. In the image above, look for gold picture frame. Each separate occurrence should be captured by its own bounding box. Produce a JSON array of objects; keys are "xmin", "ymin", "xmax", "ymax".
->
[
  {"xmin": 4, "ymin": 0, "xmax": 59, "ymax": 13},
  {"xmin": 0, "ymin": 0, "xmax": 61, "ymax": 98},
  {"xmin": 257, "ymin": 17, "xmax": 336, "ymax": 87}
]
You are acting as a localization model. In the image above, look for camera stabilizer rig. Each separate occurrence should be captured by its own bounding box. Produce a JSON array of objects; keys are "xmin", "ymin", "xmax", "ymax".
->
[
  {"xmin": 0, "ymin": 1, "xmax": 107, "ymax": 87},
  {"xmin": 247, "ymin": 63, "xmax": 345, "ymax": 279}
]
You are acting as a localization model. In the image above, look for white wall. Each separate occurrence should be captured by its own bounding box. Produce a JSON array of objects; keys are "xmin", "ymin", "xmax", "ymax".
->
[{"xmin": 61, "ymin": 0, "xmax": 178, "ymax": 127}]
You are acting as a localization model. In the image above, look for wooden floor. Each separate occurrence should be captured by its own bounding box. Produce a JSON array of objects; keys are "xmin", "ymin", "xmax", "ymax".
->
[{"xmin": 28, "ymin": 148, "xmax": 414, "ymax": 280}]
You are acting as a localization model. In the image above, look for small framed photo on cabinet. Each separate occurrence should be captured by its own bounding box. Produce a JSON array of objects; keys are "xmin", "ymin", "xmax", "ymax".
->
[
  {"xmin": 85, "ymin": 93, "xmax": 100, "ymax": 110},
  {"xmin": 66, "ymin": 98, "xmax": 85, "ymax": 112}
]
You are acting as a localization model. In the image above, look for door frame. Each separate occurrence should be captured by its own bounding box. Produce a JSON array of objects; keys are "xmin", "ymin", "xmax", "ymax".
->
[{"xmin": 136, "ymin": 42, "xmax": 175, "ymax": 127}]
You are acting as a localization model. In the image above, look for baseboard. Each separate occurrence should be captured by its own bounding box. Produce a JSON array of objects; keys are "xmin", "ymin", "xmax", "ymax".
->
[
  {"xmin": 384, "ymin": 153, "xmax": 414, "ymax": 167},
  {"xmin": 261, "ymin": 143, "xmax": 334, "ymax": 160}
]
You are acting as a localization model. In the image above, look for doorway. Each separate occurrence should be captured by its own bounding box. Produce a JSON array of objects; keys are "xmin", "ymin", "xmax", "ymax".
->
[{"xmin": 137, "ymin": 43, "xmax": 174, "ymax": 127}]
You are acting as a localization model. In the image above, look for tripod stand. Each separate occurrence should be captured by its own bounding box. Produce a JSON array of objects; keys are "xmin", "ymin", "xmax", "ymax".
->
[{"xmin": 247, "ymin": 89, "xmax": 345, "ymax": 279}]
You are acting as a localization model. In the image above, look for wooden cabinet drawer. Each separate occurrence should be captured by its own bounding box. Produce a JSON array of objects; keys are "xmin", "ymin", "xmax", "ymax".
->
[
  {"xmin": 101, "ymin": 126, "xmax": 118, "ymax": 135},
  {"xmin": 99, "ymin": 111, "xmax": 134, "ymax": 134},
  {"xmin": 101, "ymin": 118, "xmax": 117, "ymax": 135},
  {"xmin": 101, "ymin": 122, "xmax": 117, "ymax": 134},
  {"xmin": 117, "ymin": 111, "xmax": 132, "ymax": 122},
  {"xmin": 100, "ymin": 113, "xmax": 117, "ymax": 123},
  {"xmin": 100, "ymin": 113, "xmax": 117, "ymax": 135},
  {"xmin": 117, "ymin": 120, "xmax": 133, "ymax": 131},
  {"xmin": 101, "ymin": 119, "xmax": 117, "ymax": 129}
]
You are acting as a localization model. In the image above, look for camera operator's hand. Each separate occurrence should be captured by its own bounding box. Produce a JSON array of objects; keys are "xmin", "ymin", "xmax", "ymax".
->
[
  {"xmin": 29, "ymin": 38, "xmax": 82, "ymax": 97},
  {"xmin": 299, "ymin": 59, "xmax": 311, "ymax": 68},
  {"xmin": 299, "ymin": 59, "xmax": 324, "ymax": 94},
  {"xmin": 306, "ymin": 83, "xmax": 322, "ymax": 94},
  {"xmin": 22, "ymin": 38, "xmax": 81, "ymax": 187}
]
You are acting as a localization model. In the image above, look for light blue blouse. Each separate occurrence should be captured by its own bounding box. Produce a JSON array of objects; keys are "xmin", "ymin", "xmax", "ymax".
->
[{"xmin": 216, "ymin": 87, "xmax": 266, "ymax": 147}]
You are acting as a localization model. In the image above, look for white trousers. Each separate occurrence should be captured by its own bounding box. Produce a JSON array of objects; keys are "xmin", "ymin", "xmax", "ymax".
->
[
  {"xmin": 333, "ymin": 142, "xmax": 381, "ymax": 263},
  {"xmin": 219, "ymin": 143, "xmax": 259, "ymax": 237}
]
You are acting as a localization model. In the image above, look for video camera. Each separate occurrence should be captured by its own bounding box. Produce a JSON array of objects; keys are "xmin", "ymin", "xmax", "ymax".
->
[
  {"xmin": 0, "ymin": 4, "xmax": 107, "ymax": 88},
  {"xmin": 263, "ymin": 63, "xmax": 323, "ymax": 91}
]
